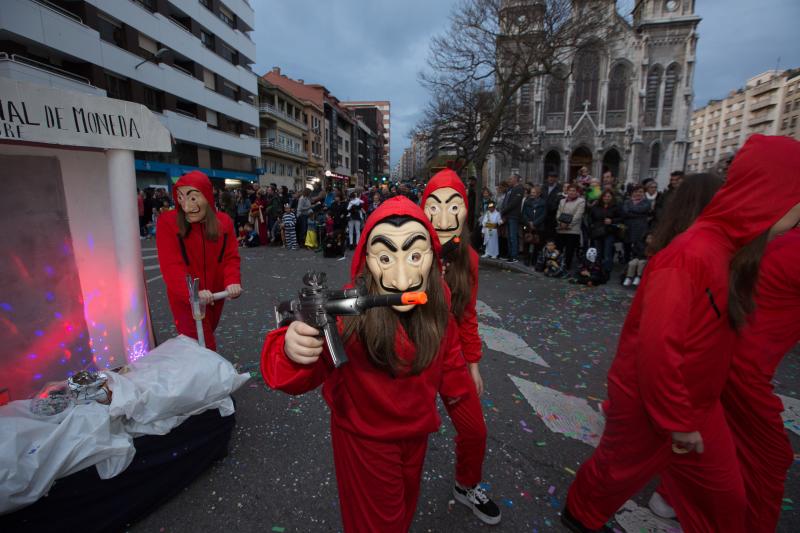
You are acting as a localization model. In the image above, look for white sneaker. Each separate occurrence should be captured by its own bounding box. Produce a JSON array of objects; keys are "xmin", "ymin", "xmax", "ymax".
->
[
  {"xmin": 623, "ymin": 277, "xmax": 632, "ymax": 287},
  {"xmin": 481, "ymin": 253, "xmax": 489, "ymax": 258},
  {"xmin": 453, "ymin": 483, "xmax": 502, "ymax": 525},
  {"xmin": 633, "ymin": 276, "xmax": 641, "ymax": 286},
  {"xmin": 648, "ymin": 491, "xmax": 677, "ymax": 519}
]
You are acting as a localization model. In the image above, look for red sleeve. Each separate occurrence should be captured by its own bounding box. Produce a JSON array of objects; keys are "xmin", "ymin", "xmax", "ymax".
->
[
  {"xmin": 458, "ymin": 250, "xmax": 482, "ymax": 363},
  {"xmin": 636, "ymin": 267, "xmax": 699, "ymax": 433},
  {"xmin": 220, "ymin": 215, "xmax": 241, "ymax": 287},
  {"xmin": 156, "ymin": 212, "xmax": 190, "ymax": 301},
  {"xmin": 439, "ymin": 319, "xmax": 474, "ymax": 399},
  {"xmin": 260, "ymin": 326, "xmax": 330, "ymax": 395}
]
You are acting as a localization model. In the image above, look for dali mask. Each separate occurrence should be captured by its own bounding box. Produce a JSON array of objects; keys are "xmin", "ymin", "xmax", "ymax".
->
[
  {"xmin": 177, "ymin": 186, "xmax": 209, "ymax": 224},
  {"xmin": 365, "ymin": 220, "xmax": 434, "ymax": 312},
  {"xmin": 423, "ymin": 187, "xmax": 466, "ymax": 244}
]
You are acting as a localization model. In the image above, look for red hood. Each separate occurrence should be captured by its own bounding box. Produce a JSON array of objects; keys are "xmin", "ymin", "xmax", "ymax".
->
[
  {"xmin": 351, "ymin": 196, "xmax": 443, "ymax": 281},
  {"xmin": 420, "ymin": 169, "xmax": 469, "ymax": 212},
  {"xmin": 693, "ymin": 135, "xmax": 800, "ymax": 247},
  {"xmin": 172, "ymin": 170, "xmax": 216, "ymax": 211}
]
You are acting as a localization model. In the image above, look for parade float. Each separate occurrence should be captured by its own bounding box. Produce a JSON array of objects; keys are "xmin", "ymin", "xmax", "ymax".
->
[{"xmin": 0, "ymin": 78, "xmax": 247, "ymax": 532}]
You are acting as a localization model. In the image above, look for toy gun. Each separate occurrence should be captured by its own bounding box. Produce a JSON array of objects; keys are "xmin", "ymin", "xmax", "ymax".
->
[
  {"xmin": 440, "ymin": 236, "xmax": 461, "ymax": 264},
  {"xmin": 274, "ymin": 271, "xmax": 428, "ymax": 368},
  {"xmin": 186, "ymin": 275, "xmax": 234, "ymax": 348}
]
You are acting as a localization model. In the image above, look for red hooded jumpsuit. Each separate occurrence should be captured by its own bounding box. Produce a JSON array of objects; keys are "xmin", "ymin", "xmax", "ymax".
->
[
  {"xmin": 566, "ymin": 135, "xmax": 800, "ymax": 532},
  {"xmin": 260, "ymin": 197, "xmax": 475, "ymax": 533},
  {"xmin": 156, "ymin": 171, "xmax": 241, "ymax": 351},
  {"xmin": 720, "ymin": 227, "xmax": 800, "ymax": 532},
  {"xmin": 420, "ymin": 170, "xmax": 487, "ymax": 488}
]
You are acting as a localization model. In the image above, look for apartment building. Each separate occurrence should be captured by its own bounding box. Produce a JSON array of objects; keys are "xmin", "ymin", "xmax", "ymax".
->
[
  {"xmin": 344, "ymin": 104, "xmax": 385, "ymax": 176},
  {"xmin": 0, "ymin": 0, "xmax": 260, "ymax": 186},
  {"xmin": 341, "ymin": 100, "xmax": 390, "ymax": 173},
  {"xmin": 258, "ymin": 78, "xmax": 308, "ymax": 191},
  {"xmin": 688, "ymin": 69, "xmax": 800, "ymax": 172}
]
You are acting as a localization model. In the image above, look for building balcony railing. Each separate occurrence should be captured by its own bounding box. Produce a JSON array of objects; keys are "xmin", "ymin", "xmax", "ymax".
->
[
  {"xmin": 31, "ymin": 0, "xmax": 83, "ymax": 23},
  {"xmin": 259, "ymin": 103, "xmax": 308, "ymax": 130},
  {"xmin": 0, "ymin": 52, "xmax": 94, "ymax": 87},
  {"xmin": 261, "ymin": 139, "xmax": 308, "ymax": 158},
  {"xmin": 750, "ymin": 96, "xmax": 778, "ymax": 111}
]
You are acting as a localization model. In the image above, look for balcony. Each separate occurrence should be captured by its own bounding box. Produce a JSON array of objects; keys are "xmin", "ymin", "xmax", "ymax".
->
[
  {"xmin": 0, "ymin": 52, "xmax": 105, "ymax": 95},
  {"xmin": 261, "ymin": 139, "xmax": 308, "ymax": 161},
  {"xmin": 750, "ymin": 95, "xmax": 778, "ymax": 111},
  {"xmin": 259, "ymin": 103, "xmax": 308, "ymax": 131},
  {"xmin": 158, "ymin": 110, "xmax": 260, "ymax": 156}
]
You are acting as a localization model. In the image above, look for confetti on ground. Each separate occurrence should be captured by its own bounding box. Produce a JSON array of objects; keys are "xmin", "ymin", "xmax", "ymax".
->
[
  {"xmin": 614, "ymin": 500, "xmax": 682, "ymax": 533},
  {"xmin": 475, "ymin": 299, "xmax": 501, "ymax": 320},
  {"xmin": 510, "ymin": 375, "xmax": 605, "ymax": 447},
  {"xmin": 271, "ymin": 527, "xmax": 285, "ymax": 532},
  {"xmin": 480, "ymin": 324, "xmax": 550, "ymax": 367},
  {"xmin": 778, "ymin": 394, "xmax": 800, "ymax": 436}
]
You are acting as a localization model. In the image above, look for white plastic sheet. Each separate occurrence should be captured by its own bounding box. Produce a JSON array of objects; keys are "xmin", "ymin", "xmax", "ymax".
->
[{"xmin": 0, "ymin": 335, "xmax": 249, "ymax": 513}]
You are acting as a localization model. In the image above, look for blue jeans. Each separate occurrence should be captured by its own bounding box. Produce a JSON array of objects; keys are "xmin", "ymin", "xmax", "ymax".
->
[
  {"xmin": 507, "ymin": 218, "xmax": 520, "ymax": 259},
  {"xmin": 600, "ymin": 234, "xmax": 616, "ymax": 274}
]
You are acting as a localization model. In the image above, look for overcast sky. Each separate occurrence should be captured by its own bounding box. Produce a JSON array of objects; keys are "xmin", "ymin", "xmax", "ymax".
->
[{"xmin": 254, "ymin": 0, "xmax": 800, "ymax": 169}]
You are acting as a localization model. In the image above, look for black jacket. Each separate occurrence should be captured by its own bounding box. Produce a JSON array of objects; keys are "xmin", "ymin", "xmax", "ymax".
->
[
  {"xmin": 589, "ymin": 203, "xmax": 623, "ymax": 235},
  {"xmin": 501, "ymin": 184, "xmax": 525, "ymax": 220}
]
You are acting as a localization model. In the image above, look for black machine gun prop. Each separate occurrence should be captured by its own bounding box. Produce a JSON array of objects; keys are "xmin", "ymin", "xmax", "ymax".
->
[
  {"xmin": 440, "ymin": 236, "xmax": 460, "ymax": 264},
  {"xmin": 274, "ymin": 271, "xmax": 428, "ymax": 368}
]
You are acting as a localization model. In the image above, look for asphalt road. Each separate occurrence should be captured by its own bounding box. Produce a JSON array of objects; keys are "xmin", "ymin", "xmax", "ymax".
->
[{"xmin": 132, "ymin": 243, "xmax": 799, "ymax": 533}]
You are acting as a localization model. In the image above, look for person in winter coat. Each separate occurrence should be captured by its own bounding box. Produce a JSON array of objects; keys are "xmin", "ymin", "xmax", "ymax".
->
[
  {"xmin": 296, "ymin": 189, "xmax": 313, "ymax": 246},
  {"xmin": 588, "ymin": 191, "xmax": 622, "ymax": 275},
  {"xmin": 261, "ymin": 196, "xmax": 475, "ymax": 533},
  {"xmin": 555, "ymin": 184, "xmax": 586, "ymax": 271},
  {"xmin": 721, "ymin": 224, "xmax": 800, "ymax": 533},
  {"xmin": 521, "ymin": 185, "xmax": 547, "ymax": 265},
  {"xmin": 622, "ymin": 186, "xmax": 652, "ymax": 263},
  {"xmin": 156, "ymin": 171, "xmax": 242, "ymax": 352},
  {"xmin": 562, "ymin": 134, "xmax": 800, "ymax": 533},
  {"xmin": 421, "ymin": 170, "xmax": 501, "ymax": 525},
  {"xmin": 499, "ymin": 174, "xmax": 525, "ymax": 262}
]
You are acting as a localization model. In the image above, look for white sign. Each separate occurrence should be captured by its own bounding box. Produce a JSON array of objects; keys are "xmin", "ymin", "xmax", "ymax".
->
[{"xmin": 0, "ymin": 77, "xmax": 172, "ymax": 152}]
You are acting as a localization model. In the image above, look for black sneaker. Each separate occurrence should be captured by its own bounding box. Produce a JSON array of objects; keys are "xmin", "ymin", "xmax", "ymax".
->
[
  {"xmin": 507, "ymin": 258, "xmax": 519, "ymax": 263},
  {"xmin": 453, "ymin": 483, "xmax": 501, "ymax": 525},
  {"xmin": 560, "ymin": 505, "xmax": 613, "ymax": 532}
]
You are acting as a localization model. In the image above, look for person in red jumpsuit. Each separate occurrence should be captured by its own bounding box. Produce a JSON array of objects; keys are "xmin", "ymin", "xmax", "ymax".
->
[
  {"xmin": 420, "ymin": 169, "xmax": 500, "ymax": 524},
  {"xmin": 261, "ymin": 196, "xmax": 476, "ymax": 533},
  {"xmin": 156, "ymin": 170, "xmax": 242, "ymax": 351},
  {"xmin": 563, "ymin": 134, "xmax": 800, "ymax": 533},
  {"xmin": 721, "ymin": 224, "xmax": 800, "ymax": 532}
]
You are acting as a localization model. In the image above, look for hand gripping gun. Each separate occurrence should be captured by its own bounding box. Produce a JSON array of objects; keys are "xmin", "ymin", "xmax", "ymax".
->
[
  {"xmin": 187, "ymin": 275, "xmax": 232, "ymax": 348},
  {"xmin": 274, "ymin": 271, "xmax": 428, "ymax": 368}
]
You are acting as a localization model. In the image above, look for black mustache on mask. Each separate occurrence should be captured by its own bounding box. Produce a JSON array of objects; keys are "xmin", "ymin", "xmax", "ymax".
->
[
  {"xmin": 430, "ymin": 215, "xmax": 460, "ymax": 233},
  {"xmin": 379, "ymin": 274, "xmax": 424, "ymax": 295}
]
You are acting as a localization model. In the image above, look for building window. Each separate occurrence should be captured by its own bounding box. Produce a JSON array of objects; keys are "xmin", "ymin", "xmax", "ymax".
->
[
  {"xmin": 219, "ymin": 43, "xmax": 237, "ymax": 64},
  {"xmin": 345, "ymin": 140, "xmax": 350, "ymax": 152},
  {"xmin": 104, "ymin": 73, "xmax": 130, "ymax": 100},
  {"xmin": 175, "ymin": 99, "xmax": 197, "ymax": 118},
  {"xmin": 143, "ymin": 86, "xmax": 163, "ymax": 112},
  {"xmin": 177, "ymin": 143, "xmax": 198, "ymax": 166},
  {"xmin": 98, "ymin": 14, "xmax": 124, "ymax": 48},
  {"xmin": 287, "ymin": 166, "xmax": 293, "ymax": 177},
  {"xmin": 645, "ymin": 65, "xmax": 663, "ymax": 127},
  {"xmin": 134, "ymin": 0, "xmax": 156, "ymax": 12},
  {"xmin": 649, "ymin": 143, "xmax": 660, "ymax": 169},
  {"xmin": 573, "ymin": 50, "xmax": 600, "ymax": 111},
  {"xmin": 218, "ymin": 4, "xmax": 236, "ymax": 28},
  {"xmin": 173, "ymin": 56, "xmax": 195, "ymax": 77},
  {"xmin": 203, "ymin": 69, "xmax": 216, "ymax": 90},
  {"xmin": 206, "ymin": 109, "xmax": 218, "ymax": 128},
  {"xmin": 607, "ymin": 63, "xmax": 628, "ymax": 111},
  {"xmin": 138, "ymin": 33, "xmax": 158, "ymax": 55},
  {"xmin": 199, "ymin": 0, "xmax": 210, "ymax": 8},
  {"xmin": 200, "ymin": 31, "xmax": 215, "ymax": 51},
  {"xmin": 662, "ymin": 64, "xmax": 680, "ymax": 126},
  {"xmin": 221, "ymin": 80, "xmax": 237, "ymax": 100},
  {"xmin": 279, "ymin": 163, "xmax": 285, "ymax": 175}
]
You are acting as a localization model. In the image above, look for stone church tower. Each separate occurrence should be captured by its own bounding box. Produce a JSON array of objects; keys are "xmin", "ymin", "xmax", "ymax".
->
[{"xmin": 491, "ymin": 0, "xmax": 700, "ymax": 188}]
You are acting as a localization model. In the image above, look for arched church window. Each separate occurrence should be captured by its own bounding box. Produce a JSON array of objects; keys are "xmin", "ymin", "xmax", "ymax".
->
[
  {"xmin": 645, "ymin": 65, "xmax": 662, "ymax": 126},
  {"xmin": 607, "ymin": 63, "xmax": 628, "ymax": 111},
  {"xmin": 573, "ymin": 50, "xmax": 600, "ymax": 111},
  {"xmin": 650, "ymin": 142, "xmax": 661, "ymax": 169},
  {"xmin": 547, "ymin": 72, "xmax": 566, "ymax": 113},
  {"xmin": 662, "ymin": 63, "xmax": 680, "ymax": 126}
]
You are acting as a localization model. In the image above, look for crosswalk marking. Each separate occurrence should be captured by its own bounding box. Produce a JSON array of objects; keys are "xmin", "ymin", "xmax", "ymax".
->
[
  {"xmin": 146, "ymin": 274, "xmax": 163, "ymax": 283},
  {"xmin": 475, "ymin": 300, "xmax": 501, "ymax": 320},
  {"xmin": 142, "ymin": 254, "xmax": 158, "ymax": 260},
  {"xmin": 479, "ymin": 323, "xmax": 549, "ymax": 367},
  {"xmin": 144, "ymin": 265, "xmax": 161, "ymax": 271},
  {"xmin": 778, "ymin": 394, "xmax": 800, "ymax": 436},
  {"xmin": 141, "ymin": 247, "xmax": 156, "ymax": 252}
]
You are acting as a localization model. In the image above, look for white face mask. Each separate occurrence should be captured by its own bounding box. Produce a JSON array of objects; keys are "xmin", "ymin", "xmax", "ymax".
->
[
  {"xmin": 423, "ymin": 187, "xmax": 467, "ymax": 244},
  {"xmin": 365, "ymin": 221, "xmax": 434, "ymax": 312},
  {"xmin": 177, "ymin": 186, "xmax": 208, "ymax": 223},
  {"xmin": 586, "ymin": 247, "xmax": 598, "ymax": 263}
]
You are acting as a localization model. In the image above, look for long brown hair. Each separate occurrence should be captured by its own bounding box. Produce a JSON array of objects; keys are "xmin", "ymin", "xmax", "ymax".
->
[
  {"xmin": 341, "ymin": 267, "xmax": 448, "ymax": 376},
  {"xmin": 728, "ymin": 231, "xmax": 769, "ymax": 330},
  {"xmin": 445, "ymin": 225, "xmax": 474, "ymax": 319},
  {"xmin": 648, "ymin": 173, "xmax": 723, "ymax": 255},
  {"xmin": 176, "ymin": 205, "xmax": 220, "ymax": 241}
]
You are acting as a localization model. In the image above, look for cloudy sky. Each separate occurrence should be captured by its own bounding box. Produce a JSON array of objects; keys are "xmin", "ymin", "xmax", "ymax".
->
[{"xmin": 254, "ymin": 0, "xmax": 800, "ymax": 169}]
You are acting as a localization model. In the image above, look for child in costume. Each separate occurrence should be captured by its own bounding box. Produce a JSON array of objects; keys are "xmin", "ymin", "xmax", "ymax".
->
[
  {"xmin": 262, "ymin": 197, "xmax": 475, "ymax": 532},
  {"xmin": 572, "ymin": 247, "xmax": 605, "ymax": 286},
  {"xmin": 281, "ymin": 204, "xmax": 298, "ymax": 250},
  {"xmin": 156, "ymin": 170, "xmax": 242, "ymax": 351},
  {"xmin": 538, "ymin": 240, "xmax": 564, "ymax": 277},
  {"xmin": 422, "ymin": 170, "xmax": 501, "ymax": 525},
  {"xmin": 480, "ymin": 202, "xmax": 501, "ymax": 259}
]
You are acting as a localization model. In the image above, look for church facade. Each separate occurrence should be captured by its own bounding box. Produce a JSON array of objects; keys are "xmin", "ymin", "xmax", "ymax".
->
[{"xmin": 490, "ymin": 0, "xmax": 700, "ymax": 188}]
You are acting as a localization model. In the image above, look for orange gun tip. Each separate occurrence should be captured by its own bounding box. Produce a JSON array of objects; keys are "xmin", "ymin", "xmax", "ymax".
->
[{"xmin": 401, "ymin": 292, "xmax": 428, "ymax": 305}]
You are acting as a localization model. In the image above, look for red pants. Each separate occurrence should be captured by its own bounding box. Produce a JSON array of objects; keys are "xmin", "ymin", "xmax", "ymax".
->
[
  {"xmin": 567, "ymin": 389, "xmax": 745, "ymax": 533},
  {"xmin": 331, "ymin": 422, "xmax": 428, "ymax": 533},
  {"xmin": 721, "ymin": 361, "xmax": 794, "ymax": 533},
  {"xmin": 169, "ymin": 296, "xmax": 224, "ymax": 351},
  {"xmin": 443, "ymin": 389, "xmax": 487, "ymax": 487}
]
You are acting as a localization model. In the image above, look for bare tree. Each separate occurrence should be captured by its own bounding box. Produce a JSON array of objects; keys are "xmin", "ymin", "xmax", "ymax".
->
[{"xmin": 418, "ymin": 0, "xmax": 610, "ymax": 185}]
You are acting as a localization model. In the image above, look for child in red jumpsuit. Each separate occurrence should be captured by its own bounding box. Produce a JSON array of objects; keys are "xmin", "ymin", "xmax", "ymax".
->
[
  {"xmin": 721, "ymin": 226, "xmax": 800, "ymax": 532},
  {"xmin": 156, "ymin": 171, "xmax": 242, "ymax": 351},
  {"xmin": 261, "ymin": 197, "xmax": 476, "ymax": 533},
  {"xmin": 421, "ymin": 170, "xmax": 500, "ymax": 524},
  {"xmin": 563, "ymin": 135, "xmax": 800, "ymax": 533}
]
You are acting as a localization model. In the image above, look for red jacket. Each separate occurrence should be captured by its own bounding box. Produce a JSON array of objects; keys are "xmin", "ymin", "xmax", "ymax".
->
[
  {"xmin": 262, "ymin": 196, "xmax": 473, "ymax": 441},
  {"xmin": 156, "ymin": 171, "xmax": 241, "ymax": 302},
  {"xmin": 607, "ymin": 134, "xmax": 800, "ymax": 434},
  {"xmin": 420, "ymin": 170, "xmax": 482, "ymax": 363}
]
